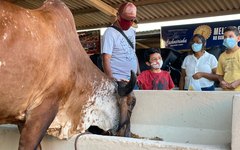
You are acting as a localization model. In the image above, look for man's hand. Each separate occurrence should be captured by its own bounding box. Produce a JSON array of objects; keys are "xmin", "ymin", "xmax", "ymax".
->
[
  {"xmin": 192, "ymin": 72, "xmax": 203, "ymax": 79},
  {"xmin": 119, "ymin": 79, "xmax": 129, "ymax": 82}
]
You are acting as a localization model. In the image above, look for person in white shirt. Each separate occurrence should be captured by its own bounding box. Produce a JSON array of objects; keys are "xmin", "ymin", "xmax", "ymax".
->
[{"xmin": 179, "ymin": 34, "xmax": 219, "ymax": 91}]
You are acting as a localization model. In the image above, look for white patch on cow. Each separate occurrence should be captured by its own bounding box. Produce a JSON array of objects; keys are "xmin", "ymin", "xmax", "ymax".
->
[
  {"xmin": 3, "ymin": 33, "xmax": 7, "ymax": 40},
  {"xmin": 26, "ymin": 14, "xmax": 31, "ymax": 18},
  {"xmin": 15, "ymin": 113, "xmax": 25, "ymax": 120},
  {"xmin": 32, "ymin": 15, "xmax": 37, "ymax": 21},
  {"xmin": 24, "ymin": 27, "xmax": 31, "ymax": 34},
  {"xmin": 47, "ymin": 110, "xmax": 71, "ymax": 139},
  {"xmin": 23, "ymin": 27, "xmax": 37, "ymax": 38},
  {"xmin": 30, "ymin": 31, "xmax": 35, "ymax": 37},
  {"xmin": 82, "ymin": 79, "xmax": 119, "ymax": 133},
  {"xmin": 59, "ymin": 121, "xmax": 72, "ymax": 139},
  {"xmin": 2, "ymin": 21, "xmax": 7, "ymax": 27},
  {"xmin": 0, "ymin": 61, "xmax": 6, "ymax": 67}
]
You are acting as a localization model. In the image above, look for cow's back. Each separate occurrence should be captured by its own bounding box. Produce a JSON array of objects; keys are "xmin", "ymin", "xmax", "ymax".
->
[{"xmin": 0, "ymin": 0, "xmax": 92, "ymax": 123}]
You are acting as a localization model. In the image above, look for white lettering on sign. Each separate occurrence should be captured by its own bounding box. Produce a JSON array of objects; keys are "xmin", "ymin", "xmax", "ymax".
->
[
  {"xmin": 166, "ymin": 38, "xmax": 187, "ymax": 46},
  {"xmin": 212, "ymin": 26, "xmax": 240, "ymax": 40}
]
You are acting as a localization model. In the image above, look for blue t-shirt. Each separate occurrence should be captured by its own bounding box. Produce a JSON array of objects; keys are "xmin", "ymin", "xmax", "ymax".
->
[{"xmin": 101, "ymin": 27, "xmax": 137, "ymax": 80}]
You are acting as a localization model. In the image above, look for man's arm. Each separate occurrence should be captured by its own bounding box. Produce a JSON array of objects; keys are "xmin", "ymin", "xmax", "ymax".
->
[
  {"xmin": 218, "ymin": 75, "xmax": 231, "ymax": 89},
  {"xmin": 218, "ymin": 74, "xmax": 240, "ymax": 90},
  {"xmin": 192, "ymin": 68, "xmax": 219, "ymax": 81},
  {"xmin": 179, "ymin": 68, "xmax": 186, "ymax": 90},
  {"xmin": 230, "ymin": 79, "xmax": 240, "ymax": 89},
  {"xmin": 102, "ymin": 53, "xmax": 113, "ymax": 79}
]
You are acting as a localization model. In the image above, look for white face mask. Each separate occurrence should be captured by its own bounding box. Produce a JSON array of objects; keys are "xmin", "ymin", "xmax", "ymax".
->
[{"xmin": 150, "ymin": 59, "xmax": 163, "ymax": 69}]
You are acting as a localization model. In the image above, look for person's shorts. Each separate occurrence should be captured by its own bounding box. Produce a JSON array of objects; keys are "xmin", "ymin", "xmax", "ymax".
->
[{"xmin": 201, "ymin": 85, "xmax": 215, "ymax": 91}]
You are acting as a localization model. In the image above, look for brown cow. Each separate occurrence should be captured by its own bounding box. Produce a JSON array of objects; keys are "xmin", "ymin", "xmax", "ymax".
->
[{"xmin": 0, "ymin": 0, "xmax": 136, "ymax": 149}]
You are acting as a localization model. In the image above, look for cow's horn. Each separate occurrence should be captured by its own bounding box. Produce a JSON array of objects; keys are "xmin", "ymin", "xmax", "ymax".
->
[{"xmin": 117, "ymin": 70, "xmax": 136, "ymax": 96}]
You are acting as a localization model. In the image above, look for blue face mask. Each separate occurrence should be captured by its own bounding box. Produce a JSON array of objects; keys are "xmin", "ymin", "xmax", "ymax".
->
[
  {"xmin": 191, "ymin": 43, "xmax": 202, "ymax": 52},
  {"xmin": 223, "ymin": 38, "xmax": 237, "ymax": 49}
]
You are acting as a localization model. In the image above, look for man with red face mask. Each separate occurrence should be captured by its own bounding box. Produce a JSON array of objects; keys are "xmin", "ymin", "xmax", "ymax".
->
[{"xmin": 102, "ymin": 2, "xmax": 140, "ymax": 81}]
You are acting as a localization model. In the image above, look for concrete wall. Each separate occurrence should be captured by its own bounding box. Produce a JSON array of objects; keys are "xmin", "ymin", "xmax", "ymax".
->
[
  {"xmin": 0, "ymin": 125, "xmax": 230, "ymax": 150},
  {"xmin": 131, "ymin": 91, "xmax": 235, "ymax": 146},
  {"xmin": 231, "ymin": 94, "xmax": 240, "ymax": 150},
  {"xmin": 1, "ymin": 91, "xmax": 239, "ymax": 150}
]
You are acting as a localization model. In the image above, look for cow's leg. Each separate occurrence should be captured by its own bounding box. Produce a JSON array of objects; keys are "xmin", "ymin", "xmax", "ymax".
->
[
  {"xmin": 117, "ymin": 95, "xmax": 136, "ymax": 137},
  {"xmin": 18, "ymin": 123, "xmax": 42, "ymax": 150},
  {"xmin": 18, "ymin": 95, "xmax": 59, "ymax": 150}
]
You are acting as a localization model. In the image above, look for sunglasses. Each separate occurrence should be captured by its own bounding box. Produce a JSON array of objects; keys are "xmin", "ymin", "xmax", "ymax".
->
[{"xmin": 120, "ymin": 16, "xmax": 137, "ymax": 22}]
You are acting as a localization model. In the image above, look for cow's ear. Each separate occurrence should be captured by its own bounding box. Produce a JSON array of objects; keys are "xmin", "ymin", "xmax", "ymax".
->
[{"xmin": 117, "ymin": 70, "xmax": 136, "ymax": 96}]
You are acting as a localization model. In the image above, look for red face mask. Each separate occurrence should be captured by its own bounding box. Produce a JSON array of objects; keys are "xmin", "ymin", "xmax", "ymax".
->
[{"xmin": 118, "ymin": 17, "xmax": 133, "ymax": 30}]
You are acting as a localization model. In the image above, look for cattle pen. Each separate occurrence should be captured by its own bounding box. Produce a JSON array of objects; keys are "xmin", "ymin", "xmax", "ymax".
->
[{"xmin": 1, "ymin": 90, "xmax": 240, "ymax": 150}]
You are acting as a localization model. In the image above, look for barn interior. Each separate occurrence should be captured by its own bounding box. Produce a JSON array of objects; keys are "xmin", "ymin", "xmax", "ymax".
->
[
  {"xmin": 8, "ymin": 0, "xmax": 240, "ymax": 87},
  {"xmin": 1, "ymin": 0, "xmax": 240, "ymax": 150},
  {"xmin": 10, "ymin": 0, "xmax": 240, "ymax": 48}
]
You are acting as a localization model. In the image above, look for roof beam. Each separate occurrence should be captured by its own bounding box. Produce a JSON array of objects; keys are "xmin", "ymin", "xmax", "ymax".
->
[
  {"xmin": 135, "ymin": 0, "xmax": 182, "ymax": 6},
  {"xmin": 73, "ymin": 0, "xmax": 182, "ymax": 16},
  {"xmin": 137, "ymin": 9, "xmax": 240, "ymax": 24},
  {"xmin": 72, "ymin": 8, "xmax": 96, "ymax": 15},
  {"xmin": 83, "ymin": 0, "xmax": 117, "ymax": 17},
  {"xmin": 136, "ymin": 42, "xmax": 150, "ymax": 48},
  {"xmin": 76, "ymin": 9, "xmax": 240, "ymax": 30}
]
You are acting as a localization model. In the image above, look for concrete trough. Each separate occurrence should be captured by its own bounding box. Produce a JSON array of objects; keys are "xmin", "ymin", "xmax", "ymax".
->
[{"xmin": 1, "ymin": 91, "xmax": 240, "ymax": 150}]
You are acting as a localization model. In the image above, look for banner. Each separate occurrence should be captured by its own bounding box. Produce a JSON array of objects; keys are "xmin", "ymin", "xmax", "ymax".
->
[{"xmin": 161, "ymin": 20, "xmax": 240, "ymax": 51}]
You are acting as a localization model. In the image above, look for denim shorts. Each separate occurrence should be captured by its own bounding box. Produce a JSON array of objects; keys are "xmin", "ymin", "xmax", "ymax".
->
[{"xmin": 201, "ymin": 85, "xmax": 215, "ymax": 91}]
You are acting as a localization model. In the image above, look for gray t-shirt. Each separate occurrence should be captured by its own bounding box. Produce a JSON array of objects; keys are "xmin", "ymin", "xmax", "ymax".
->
[{"xmin": 101, "ymin": 27, "xmax": 138, "ymax": 80}]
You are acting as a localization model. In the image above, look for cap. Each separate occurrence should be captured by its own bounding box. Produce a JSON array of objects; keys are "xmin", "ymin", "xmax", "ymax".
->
[{"xmin": 118, "ymin": 2, "xmax": 137, "ymax": 20}]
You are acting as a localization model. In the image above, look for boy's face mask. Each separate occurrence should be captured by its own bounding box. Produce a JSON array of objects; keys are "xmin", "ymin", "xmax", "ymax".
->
[
  {"xmin": 150, "ymin": 59, "xmax": 163, "ymax": 69},
  {"xmin": 223, "ymin": 38, "xmax": 237, "ymax": 49}
]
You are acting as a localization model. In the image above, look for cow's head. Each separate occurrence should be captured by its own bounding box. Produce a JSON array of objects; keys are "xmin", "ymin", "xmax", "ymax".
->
[
  {"xmin": 85, "ymin": 71, "xmax": 136, "ymax": 138},
  {"xmin": 116, "ymin": 70, "xmax": 137, "ymax": 137}
]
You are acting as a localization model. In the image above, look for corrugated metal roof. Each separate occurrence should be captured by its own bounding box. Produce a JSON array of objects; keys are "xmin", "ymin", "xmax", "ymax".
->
[{"xmin": 9, "ymin": 0, "xmax": 240, "ymax": 30}]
